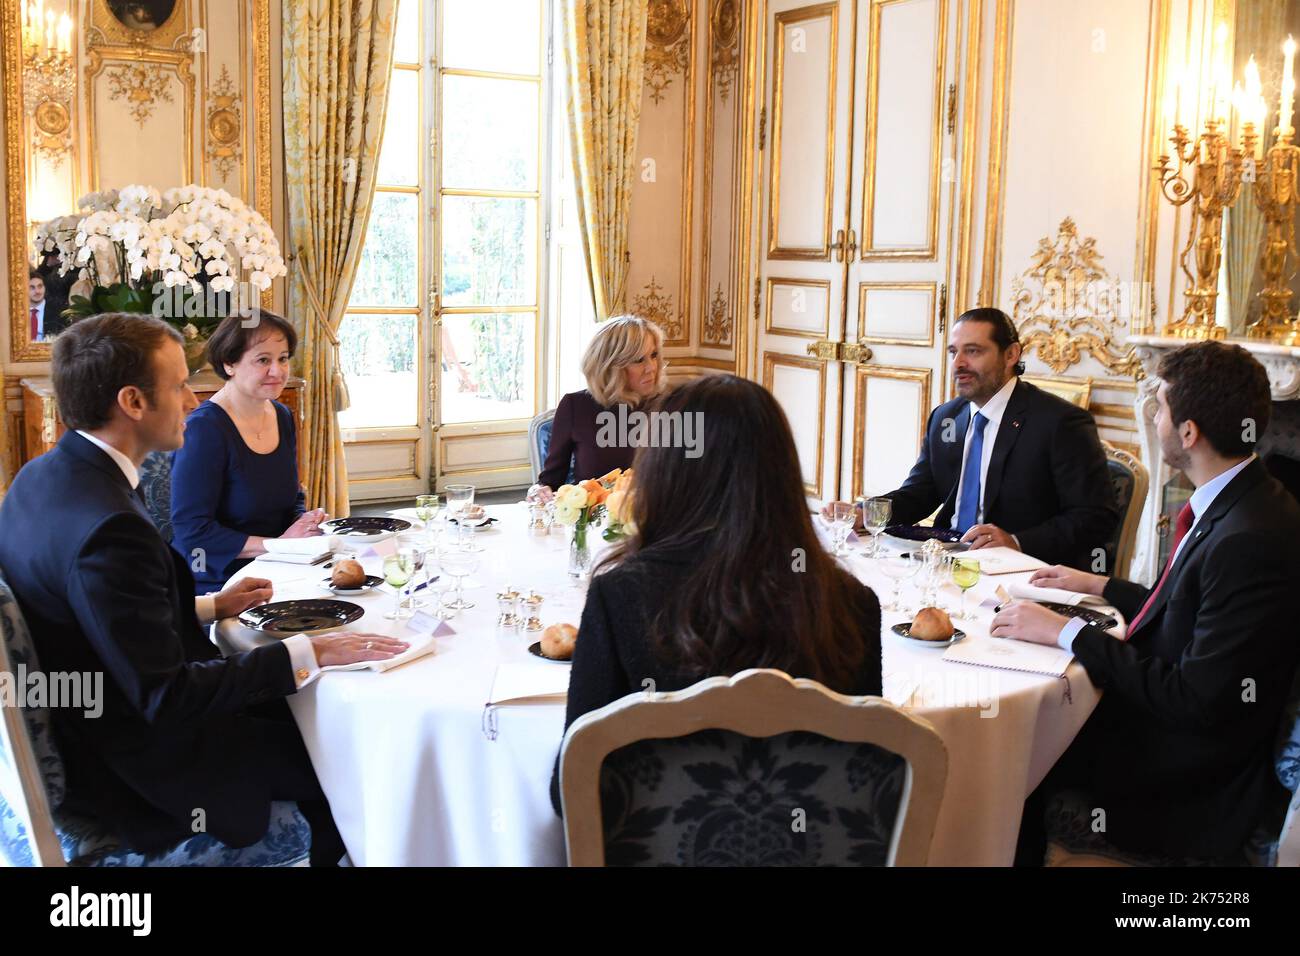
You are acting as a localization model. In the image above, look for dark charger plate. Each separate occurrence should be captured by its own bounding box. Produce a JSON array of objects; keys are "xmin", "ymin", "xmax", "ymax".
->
[
  {"xmin": 320, "ymin": 516, "xmax": 411, "ymax": 536},
  {"xmin": 883, "ymin": 524, "xmax": 968, "ymax": 549},
  {"xmin": 1039, "ymin": 601, "xmax": 1118, "ymax": 630},
  {"xmin": 238, "ymin": 599, "xmax": 364, "ymax": 634}
]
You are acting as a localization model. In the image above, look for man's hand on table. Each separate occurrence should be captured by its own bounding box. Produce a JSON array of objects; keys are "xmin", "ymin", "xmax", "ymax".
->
[
  {"xmin": 989, "ymin": 600, "xmax": 1070, "ymax": 645},
  {"xmin": 309, "ymin": 632, "xmax": 410, "ymax": 667},
  {"xmin": 1028, "ymin": 564, "xmax": 1108, "ymax": 596},
  {"xmin": 820, "ymin": 501, "xmax": 865, "ymax": 532},
  {"xmin": 213, "ymin": 577, "xmax": 274, "ymax": 619},
  {"xmin": 960, "ymin": 523, "xmax": 1018, "ymax": 550}
]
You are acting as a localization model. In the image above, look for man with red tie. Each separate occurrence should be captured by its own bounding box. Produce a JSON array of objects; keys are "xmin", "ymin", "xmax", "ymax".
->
[
  {"xmin": 994, "ymin": 341, "xmax": 1300, "ymax": 862},
  {"xmin": 28, "ymin": 269, "xmax": 47, "ymax": 341}
]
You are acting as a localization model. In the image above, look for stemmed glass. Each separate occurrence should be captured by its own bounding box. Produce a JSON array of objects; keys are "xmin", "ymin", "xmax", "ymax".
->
[
  {"xmin": 827, "ymin": 501, "xmax": 856, "ymax": 557},
  {"xmin": 949, "ymin": 557, "xmax": 981, "ymax": 620},
  {"xmin": 863, "ymin": 497, "xmax": 893, "ymax": 557},
  {"xmin": 381, "ymin": 548, "xmax": 416, "ymax": 620},
  {"xmin": 438, "ymin": 547, "xmax": 479, "ymax": 615},
  {"xmin": 415, "ymin": 493, "xmax": 439, "ymax": 546},
  {"xmin": 445, "ymin": 483, "xmax": 483, "ymax": 553},
  {"xmin": 879, "ymin": 551, "xmax": 920, "ymax": 613}
]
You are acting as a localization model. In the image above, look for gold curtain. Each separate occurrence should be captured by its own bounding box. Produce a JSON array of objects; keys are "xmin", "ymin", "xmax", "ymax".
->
[
  {"xmin": 561, "ymin": 0, "xmax": 649, "ymax": 320},
  {"xmin": 1227, "ymin": 0, "xmax": 1288, "ymax": 334},
  {"xmin": 283, "ymin": 0, "xmax": 397, "ymax": 515}
]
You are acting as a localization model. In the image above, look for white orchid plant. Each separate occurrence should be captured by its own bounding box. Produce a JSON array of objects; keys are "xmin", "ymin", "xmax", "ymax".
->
[{"xmin": 32, "ymin": 184, "xmax": 288, "ymax": 336}]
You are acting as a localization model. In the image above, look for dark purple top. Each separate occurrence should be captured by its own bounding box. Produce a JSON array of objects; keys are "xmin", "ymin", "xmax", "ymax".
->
[{"xmin": 538, "ymin": 390, "xmax": 638, "ymax": 488}]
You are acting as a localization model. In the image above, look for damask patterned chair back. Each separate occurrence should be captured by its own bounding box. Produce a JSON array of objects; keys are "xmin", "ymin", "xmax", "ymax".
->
[
  {"xmin": 1276, "ymin": 665, "xmax": 1300, "ymax": 866},
  {"xmin": 528, "ymin": 408, "xmax": 575, "ymax": 486},
  {"xmin": 1102, "ymin": 442, "xmax": 1147, "ymax": 580},
  {"xmin": 0, "ymin": 565, "xmax": 68, "ymax": 866},
  {"xmin": 140, "ymin": 451, "xmax": 174, "ymax": 542},
  {"xmin": 559, "ymin": 669, "xmax": 947, "ymax": 867}
]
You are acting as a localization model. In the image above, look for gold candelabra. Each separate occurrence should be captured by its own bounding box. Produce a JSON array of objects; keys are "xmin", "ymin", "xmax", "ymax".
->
[
  {"xmin": 1246, "ymin": 129, "xmax": 1300, "ymax": 342},
  {"xmin": 1155, "ymin": 117, "xmax": 1245, "ymax": 340}
]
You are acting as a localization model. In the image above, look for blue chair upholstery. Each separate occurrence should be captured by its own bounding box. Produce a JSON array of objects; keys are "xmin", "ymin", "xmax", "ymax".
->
[
  {"xmin": 598, "ymin": 730, "xmax": 905, "ymax": 866},
  {"xmin": 529, "ymin": 407, "xmax": 575, "ymax": 486},
  {"xmin": 139, "ymin": 451, "xmax": 173, "ymax": 542},
  {"xmin": 1103, "ymin": 458, "xmax": 1136, "ymax": 573},
  {"xmin": 0, "ymin": 566, "xmax": 311, "ymax": 867}
]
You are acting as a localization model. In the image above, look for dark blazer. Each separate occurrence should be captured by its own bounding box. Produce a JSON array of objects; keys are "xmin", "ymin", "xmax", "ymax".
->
[
  {"xmin": 0, "ymin": 431, "xmax": 301, "ymax": 851},
  {"xmin": 886, "ymin": 379, "xmax": 1117, "ymax": 568},
  {"xmin": 550, "ymin": 550, "xmax": 884, "ymax": 814},
  {"xmin": 1068, "ymin": 459, "xmax": 1300, "ymax": 858},
  {"xmin": 538, "ymin": 390, "xmax": 638, "ymax": 489}
]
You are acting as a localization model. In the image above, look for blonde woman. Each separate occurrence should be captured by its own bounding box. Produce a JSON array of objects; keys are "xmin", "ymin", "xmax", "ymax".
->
[{"xmin": 537, "ymin": 315, "xmax": 666, "ymax": 490}]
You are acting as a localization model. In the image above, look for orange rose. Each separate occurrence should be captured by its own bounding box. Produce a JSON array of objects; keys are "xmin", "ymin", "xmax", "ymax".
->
[
  {"xmin": 596, "ymin": 467, "xmax": 623, "ymax": 486},
  {"xmin": 579, "ymin": 478, "xmax": 610, "ymax": 505}
]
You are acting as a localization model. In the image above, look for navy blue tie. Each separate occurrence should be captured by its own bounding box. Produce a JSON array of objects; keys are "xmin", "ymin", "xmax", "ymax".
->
[{"xmin": 956, "ymin": 412, "xmax": 988, "ymax": 533}]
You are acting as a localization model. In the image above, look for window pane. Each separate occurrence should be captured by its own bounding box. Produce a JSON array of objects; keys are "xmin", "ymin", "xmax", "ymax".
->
[
  {"xmin": 350, "ymin": 192, "xmax": 419, "ymax": 307},
  {"xmin": 442, "ymin": 75, "xmax": 539, "ymax": 191},
  {"xmin": 393, "ymin": 0, "xmax": 420, "ymax": 64},
  {"xmin": 442, "ymin": 0, "xmax": 541, "ymax": 74},
  {"xmin": 378, "ymin": 69, "xmax": 420, "ymax": 187},
  {"xmin": 441, "ymin": 195, "xmax": 536, "ymax": 307},
  {"xmin": 440, "ymin": 312, "xmax": 536, "ymax": 423},
  {"xmin": 338, "ymin": 313, "xmax": 419, "ymax": 429}
]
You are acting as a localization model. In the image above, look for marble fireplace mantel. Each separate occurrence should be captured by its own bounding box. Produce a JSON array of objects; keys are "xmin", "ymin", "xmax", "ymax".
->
[{"xmin": 1126, "ymin": 334, "xmax": 1300, "ymax": 584}]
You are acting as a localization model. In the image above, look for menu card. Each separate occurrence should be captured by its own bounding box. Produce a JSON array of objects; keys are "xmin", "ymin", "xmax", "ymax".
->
[{"xmin": 942, "ymin": 635, "xmax": 1073, "ymax": 677}]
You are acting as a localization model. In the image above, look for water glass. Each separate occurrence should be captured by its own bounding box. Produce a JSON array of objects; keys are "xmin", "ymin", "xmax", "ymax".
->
[{"xmin": 864, "ymin": 497, "xmax": 893, "ymax": 557}]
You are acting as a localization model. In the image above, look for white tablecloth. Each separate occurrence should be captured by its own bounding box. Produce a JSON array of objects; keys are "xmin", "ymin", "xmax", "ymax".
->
[{"xmin": 217, "ymin": 504, "xmax": 1101, "ymax": 866}]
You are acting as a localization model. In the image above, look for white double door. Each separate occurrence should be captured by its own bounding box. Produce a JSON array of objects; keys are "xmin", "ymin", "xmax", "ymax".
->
[{"xmin": 753, "ymin": 0, "xmax": 960, "ymax": 505}]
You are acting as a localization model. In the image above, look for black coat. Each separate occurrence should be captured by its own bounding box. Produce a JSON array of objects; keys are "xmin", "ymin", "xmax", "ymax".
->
[
  {"xmin": 1069, "ymin": 458, "xmax": 1300, "ymax": 857},
  {"xmin": 885, "ymin": 379, "xmax": 1118, "ymax": 569},
  {"xmin": 0, "ymin": 431, "xmax": 300, "ymax": 851},
  {"xmin": 550, "ymin": 550, "xmax": 883, "ymax": 814}
]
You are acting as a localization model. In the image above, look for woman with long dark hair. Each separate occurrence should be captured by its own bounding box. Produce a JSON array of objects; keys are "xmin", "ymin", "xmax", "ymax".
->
[{"xmin": 550, "ymin": 374, "xmax": 882, "ymax": 814}]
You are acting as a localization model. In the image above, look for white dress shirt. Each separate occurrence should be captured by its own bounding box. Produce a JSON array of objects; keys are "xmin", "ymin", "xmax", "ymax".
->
[
  {"xmin": 949, "ymin": 376, "xmax": 1019, "ymax": 532},
  {"xmin": 1056, "ymin": 454, "xmax": 1256, "ymax": 651},
  {"xmin": 76, "ymin": 430, "xmax": 320, "ymax": 687}
]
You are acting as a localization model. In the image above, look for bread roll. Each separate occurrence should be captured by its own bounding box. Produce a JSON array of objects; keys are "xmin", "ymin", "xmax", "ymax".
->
[
  {"xmin": 540, "ymin": 623, "xmax": 578, "ymax": 660},
  {"xmin": 910, "ymin": 606, "xmax": 954, "ymax": 641},
  {"xmin": 331, "ymin": 558, "xmax": 367, "ymax": 589}
]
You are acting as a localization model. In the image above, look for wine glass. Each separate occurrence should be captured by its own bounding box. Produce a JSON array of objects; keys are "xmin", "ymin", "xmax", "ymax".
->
[
  {"xmin": 382, "ymin": 548, "xmax": 416, "ymax": 620},
  {"xmin": 879, "ymin": 551, "xmax": 920, "ymax": 613},
  {"xmin": 863, "ymin": 497, "xmax": 893, "ymax": 557},
  {"xmin": 827, "ymin": 501, "xmax": 856, "ymax": 557},
  {"xmin": 438, "ymin": 547, "xmax": 480, "ymax": 614},
  {"xmin": 415, "ymin": 493, "xmax": 439, "ymax": 544},
  {"xmin": 950, "ymin": 557, "xmax": 981, "ymax": 620}
]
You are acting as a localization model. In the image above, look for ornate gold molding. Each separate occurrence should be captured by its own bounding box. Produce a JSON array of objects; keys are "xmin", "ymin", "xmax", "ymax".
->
[
  {"xmin": 633, "ymin": 275, "xmax": 684, "ymax": 342},
  {"xmin": 711, "ymin": 0, "xmax": 740, "ymax": 102},
  {"xmin": 703, "ymin": 284, "xmax": 733, "ymax": 346},
  {"xmin": 1011, "ymin": 217, "xmax": 1142, "ymax": 378},
  {"xmin": 106, "ymin": 62, "xmax": 174, "ymax": 126},
  {"xmin": 205, "ymin": 64, "xmax": 242, "ymax": 183},
  {"xmin": 645, "ymin": 0, "xmax": 691, "ymax": 105}
]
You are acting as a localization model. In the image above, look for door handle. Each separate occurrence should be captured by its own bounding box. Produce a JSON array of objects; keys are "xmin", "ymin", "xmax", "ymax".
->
[
  {"xmin": 833, "ymin": 229, "xmax": 846, "ymax": 262},
  {"xmin": 805, "ymin": 340, "xmax": 873, "ymax": 365}
]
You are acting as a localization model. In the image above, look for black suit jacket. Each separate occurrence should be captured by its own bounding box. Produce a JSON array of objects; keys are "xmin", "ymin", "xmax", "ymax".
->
[
  {"xmin": 1069, "ymin": 459, "xmax": 1300, "ymax": 858},
  {"xmin": 0, "ymin": 431, "xmax": 298, "ymax": 850},
  {"xmin": 885, "ymin": 379, "xmax": 1117, "ymax": 568}
]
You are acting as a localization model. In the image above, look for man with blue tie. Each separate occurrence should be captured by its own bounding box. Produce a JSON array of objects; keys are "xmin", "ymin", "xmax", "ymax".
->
[
  {"xmin": 882, "ymin": 307, "xmax": 1118, "ymax": 569},
  {"xmin": 996, "ymin": 341, "xmax": 1300, "ymax": 862}
]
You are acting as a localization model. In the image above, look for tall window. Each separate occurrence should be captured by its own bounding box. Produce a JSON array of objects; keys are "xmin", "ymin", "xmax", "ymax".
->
[
  {"xmin": 338, "ymin": 0, "xmax": 423, "ymax": 431},
  {"xmin": 339, "ymin": 0, "xmax": 549, "ymax": 442}
]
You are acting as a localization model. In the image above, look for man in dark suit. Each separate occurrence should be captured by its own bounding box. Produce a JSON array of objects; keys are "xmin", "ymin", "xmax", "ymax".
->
[
  {"xmin": 0, "ymin": 313, "xmax": 408, "ymax": 864},
  {"xmin": 882, "ymin": 307, "xmax": 1117, "ymax": 568},
  {"xmin": 995, "ymin": 341, "xmax": 1300, "ymax": 861}
]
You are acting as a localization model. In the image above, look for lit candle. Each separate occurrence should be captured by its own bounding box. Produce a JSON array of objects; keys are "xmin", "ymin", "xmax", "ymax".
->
[
  {"xmin": 1246, "ymin": 55, "xmax": 1266, "ymax": 157},
  {"xmin": 1282, "ymin": 35, "xmax": 1296, "ymax": 136},
  {"xmin": 1214, "ymin": 23, "xmax": 1231, "ymax": 122},
  {"xmin": 44, "ymin": 9, "xmax": 55, "ymax": 55},
  {"xmin": 57, "ymin": 13, "xmax": 71, "ymax": 56}
]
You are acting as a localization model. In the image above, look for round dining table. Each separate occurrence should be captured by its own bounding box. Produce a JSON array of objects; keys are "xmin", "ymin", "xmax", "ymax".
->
[{"xmin": 216, "ymin": 503, "xmax": 1105, "ymax": 866}]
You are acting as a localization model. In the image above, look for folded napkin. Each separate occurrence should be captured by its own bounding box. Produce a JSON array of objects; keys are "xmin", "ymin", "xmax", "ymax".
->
[
  {"xmin": 258, "ymin": 535, "xmax": 337, "ymax": 565},
  {"xmin": 964, "ymin": 546, "xmax": 1046, "ymax": 575},
  {"xmin": 1006, "ymin": 580, "xmax": 1105, "ymax": 606},
  {"xmin": 319, "ymin": 632, "xmax": 437, "ymax": 673}
]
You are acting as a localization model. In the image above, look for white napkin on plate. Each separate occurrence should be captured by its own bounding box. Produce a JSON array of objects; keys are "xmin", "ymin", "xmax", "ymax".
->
[
  {"xmin": 1006, "ymin": 580, "xmax": 1105, "ymax": 606},
  {"xmin": 258, "ymin": 535, "xmax": 337, "ymax": 565}
]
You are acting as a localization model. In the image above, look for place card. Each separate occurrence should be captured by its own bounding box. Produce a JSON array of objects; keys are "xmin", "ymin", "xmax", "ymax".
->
[{"xmin": 406, "ymin": 611, "xmax": 455, "ymax": 637}]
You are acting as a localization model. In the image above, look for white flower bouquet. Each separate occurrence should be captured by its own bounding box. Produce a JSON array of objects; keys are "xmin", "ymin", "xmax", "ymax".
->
[{"xmin": 33, "ymin": 184, "xmax": 288, "ymax": 335}]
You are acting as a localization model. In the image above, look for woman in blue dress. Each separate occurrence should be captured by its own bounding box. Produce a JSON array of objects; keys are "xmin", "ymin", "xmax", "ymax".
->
[{"xmin": 170, "ymin": 311, "xmax": 327, "ymax": 595}]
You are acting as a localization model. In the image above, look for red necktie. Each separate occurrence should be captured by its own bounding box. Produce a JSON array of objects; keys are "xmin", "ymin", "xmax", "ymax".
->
[
  {"xmin": 1127, "ymin": 502, "xmax": 1194, "ymax": 635},
  {"xmin": 30, "ymin": 307, "xmax": 38, "ymax": 338}
]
